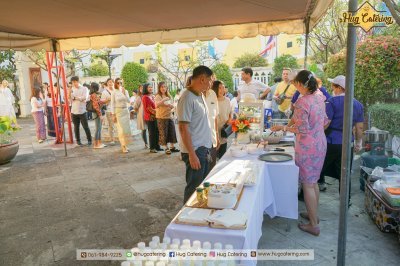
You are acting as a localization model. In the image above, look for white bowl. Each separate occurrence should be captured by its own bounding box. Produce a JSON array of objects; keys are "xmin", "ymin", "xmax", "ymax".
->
[{"xmin": 246, "ymin": 144, "xmax": 263, "ymax": 155}]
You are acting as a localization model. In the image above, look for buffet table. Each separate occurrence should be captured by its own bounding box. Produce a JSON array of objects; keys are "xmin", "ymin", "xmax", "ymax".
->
[{"xmin": 164, "ymin": 145, "xmax": 299, "ymax": 265}]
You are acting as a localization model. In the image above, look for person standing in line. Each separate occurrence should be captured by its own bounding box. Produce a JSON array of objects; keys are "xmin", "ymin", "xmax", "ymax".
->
[
  {"xmin": 31, "ymin": 87, "xmax": 46, "ymax": 143},
  {"xmin": 90, "ymin": 82, "xmax": 106, "ymax": 149},
  {"xmin": 204, "ymin": 75, "xmax": 219, "ymax": 171},
  {"xmin": 111, "ymin": 78, "xmax": 131, "ymax": 153},
  {"xmin": 142, "ymin": 83, "xmax": 162, "ymax": 153},
  {"xmin": 101, "ymin": 78, "xmax": 116, "ymax": 145},
  {"xmin": 70, "ymin": 76, "xmax": 92, "ymax": 146},
  {"xmin": 273, "ymin": 68, "xmax": 297, "ymax": 118},
  {"xmin": 45, "ymin": 83, "xmax": 63, "ymax": 138},
  {"xmin": 237, "ymin": 67, "xmax": 270, "ymax": 100},
  {"xmin": 0, "ymin": 80, "xmax": 19, "ymax": 127},
  {"xmin": 230, "ymin": 90, "xmax": 239, "ymax": 114},
  {"xmin": 178, "ymin": 66, "xmax": 213, "ymax": 203},
  {"xmin": 83, "ymin": 83, "xmax": 93, "ymax": 121},
  {"xmin": 212, "ymin": 80, "xmax": 232, "ymax": 159},
  {"xmin": 155, "ymin": 82, "xmax": 179, "ymax": 155},
  {"xmin": 266, "ymin": 77, "xmax": 282, "ymax": 119},
  {"xmin": 133, "ymin": 85, "xmax": 149, "ymax": 149},
  {"xmin": 272, "ymin": 70, "xmax": 328, "ymax": 236}
]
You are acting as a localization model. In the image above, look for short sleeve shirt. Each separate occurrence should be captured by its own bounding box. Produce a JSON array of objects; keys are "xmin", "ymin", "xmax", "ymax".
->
[
  {"xmin": 274, "ymin": 81, "xmax": 297, "ymax": 112},
  {"xmin": 325, "ymin": 95, "xmax": 364, "ymax": 144},
  {"xmin": 101, "ymin": 88, "xmax": 113, "ymax": 112},
  {"xmin": 238, "ymin": 80, "xmax": 267, "ymax": 99},
  {"xmin": 142, "ymin": 95, "xmax": 155, "ymax": 121},
  {"xmin": 204, "ymin": 90, "xmax": 219, "ymax": 147},
  {"xmin": 177, "ymin": 89, "xmax": 212, "ymax": 153}
]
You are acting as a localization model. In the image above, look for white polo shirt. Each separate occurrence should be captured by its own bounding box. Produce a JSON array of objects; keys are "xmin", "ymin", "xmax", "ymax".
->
[
  {"xmin": 204, "ymin": 89, "xmax": 219, "ymax": 148},
  {"xmin": 238, "ymin": 79, "xmax": 267, "ymax": 100}
]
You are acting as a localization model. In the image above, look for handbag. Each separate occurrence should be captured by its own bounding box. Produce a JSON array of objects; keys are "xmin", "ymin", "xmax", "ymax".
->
[
  {"xmin": 221, "ymin": 123, "xmax": 233, "ymax": 138},
  {"xmin": 275, "ymin": 84, "xmax": 291, "ymax": 105}
]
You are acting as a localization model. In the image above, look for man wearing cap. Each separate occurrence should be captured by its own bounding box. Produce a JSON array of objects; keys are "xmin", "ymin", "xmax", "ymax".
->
[{"xmin": 319, "ymin": 75, "xmax": 364, "ymax": 199}]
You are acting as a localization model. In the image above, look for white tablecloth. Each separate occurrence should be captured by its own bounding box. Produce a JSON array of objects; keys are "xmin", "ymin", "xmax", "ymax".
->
[{"xmin": 164, "ymin": 147, "xmax": 299, "ymax": 265}]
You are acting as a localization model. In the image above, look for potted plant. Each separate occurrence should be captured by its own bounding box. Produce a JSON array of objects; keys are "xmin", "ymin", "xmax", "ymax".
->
[{"xmin": 0, "ymin": 116, "xmax": 19, "ymax": 164}]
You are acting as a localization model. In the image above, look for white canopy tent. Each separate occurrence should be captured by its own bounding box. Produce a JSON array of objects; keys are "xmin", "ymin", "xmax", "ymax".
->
[
  {"xmin": 1, "ymin": 0, "xmax": 333, "ymax": 51},
  {"xmin": 0, "ymin": 1, "xmax": 359, "ymax": 265}
]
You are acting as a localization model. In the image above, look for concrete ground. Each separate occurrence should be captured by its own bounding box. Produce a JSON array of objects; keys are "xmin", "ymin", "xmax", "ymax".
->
[{"xmin": 0, "ymin": 118, "xmax": 399, "ymax": 266}]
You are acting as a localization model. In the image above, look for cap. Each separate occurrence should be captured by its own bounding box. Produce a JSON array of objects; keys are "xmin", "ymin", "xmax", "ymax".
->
[{"xmin": 327, "ymin": 75, "xmax": 346, "ymax": 89}]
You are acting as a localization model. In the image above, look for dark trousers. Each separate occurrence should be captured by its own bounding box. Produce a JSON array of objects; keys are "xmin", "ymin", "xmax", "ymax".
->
[
  {"xmin": 72, "ymin": 113, "xmax": 92, "ymax": 143},
  {"xmin": 208, "ymin": 147, "xmax": 217, "ymax": 174},
  {"xmin": 146, "ymin": 120, "xmax": 160, "ymax": 150},
  {"xmin": 142, "ymin": 129, "xmax": 148, "ymax": 145},
  {"xmin": 319, "ymin": 143, "xmax": 354, "ymax": 199},
  {"xmin": 182, "ymin": 146, "xmax": 210, "ymax": 203},
  {"xmin": 217, "ymin": 143, "xmax": 228, "ymax": 159}
]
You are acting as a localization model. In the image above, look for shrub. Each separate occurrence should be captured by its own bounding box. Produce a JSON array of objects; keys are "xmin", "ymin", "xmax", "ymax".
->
[
  {"xmin": 325, "ymin": 36, "xmax": 400, "ymax": 108},
  {"xmin": 212, "ymin": 63, "xmax": 234, "ymax": 93},
  {"xmin": 121, "ymin": 62, "xmax": 148, "ymax": 94},
  {"xmin": 85, "ymin": 63, "xmax": 108, "ymax": 77},
  {"xmin": 369, "ymin": 103, "xmax": 400, "ymax": 136},
  {"xmin": 272, "ymin": 54, "xmax": 299, "ymax": 78},
  {"xmin": 233, "ymin": 53, "xmax": 268, "ymax": 68}
]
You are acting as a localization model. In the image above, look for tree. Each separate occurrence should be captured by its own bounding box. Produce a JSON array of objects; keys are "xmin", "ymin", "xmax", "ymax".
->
[
  {"xmin": 121, "ymin": 62, "xmax": 148, "ymax": 94},
  {"xmin": 212, "ymin": 63, "xmax": 234, "ymax": 93},
  {"xmin": 272, "ymin": 54, "xmax": 299, "ymax": 78},
  {"xmin": 233, "ymin": 53, "xmax": 268, "ymax": 68},
  {"xmin": 305, "ymin": 0, "xmax": 348, "ymax": 64},
  {"xmin": 325, "ymin": 35, "xmax": 400, "ymax": 108},
  {"xmin": 153, "ymin": 42, "xmax": 219, "ymax": 89},
  {"xmin": 85, "ymin": 63, "xmax": 108, "ymax": 77},
  {"xmin": 0, "ymin": 50, "xmax": 20, "ymax": 115},
  {"xmin": 382, "ymin": 0, "xmax": 400, "ymax": 26}
]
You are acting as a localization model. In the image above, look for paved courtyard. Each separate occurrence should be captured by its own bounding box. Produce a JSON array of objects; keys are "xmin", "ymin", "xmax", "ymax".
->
[{"xmin": 0, "ymin": 118, "xmax": 399, "ymax": 266}]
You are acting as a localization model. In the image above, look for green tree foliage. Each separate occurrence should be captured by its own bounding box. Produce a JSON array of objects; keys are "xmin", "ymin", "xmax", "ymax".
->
[
  {"xmin": 272, "ymin": 54, "xmax": 299, "ymax": 78},
  {"xmin": 85, "ymin": 63, "xmax": 108, "ymax": 77},
  {"xmin": 369, "ymin": 103, "xmax": 400, "ymax": 136},
  {"xmin": 121, "ymin": 62, "xmax": 148, "ymax": 94},
  {"xmin": 233, "ymin": 53, "xmax": 268, "ymax": 68},
  {"xmin": 212, "ymin": 63, "xmax": 234, "ymax": 93},
  {"xmin": 325, "ymin": 35, "xmax": 400, "ymax": 108}
]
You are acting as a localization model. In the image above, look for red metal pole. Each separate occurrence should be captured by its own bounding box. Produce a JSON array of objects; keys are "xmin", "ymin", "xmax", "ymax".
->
[{"xmin": 58, "ymin": 51, "xmax": 73, "ymax": 144}]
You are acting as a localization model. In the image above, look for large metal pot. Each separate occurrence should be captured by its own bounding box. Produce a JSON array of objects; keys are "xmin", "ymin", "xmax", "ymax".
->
[
  {"xmin": 0, "ymin": 141, "xmax": 19, "ymax": 165},
  {"xmin": 364, "ymin": 130, "xmax": 389, "ymax": 143}
]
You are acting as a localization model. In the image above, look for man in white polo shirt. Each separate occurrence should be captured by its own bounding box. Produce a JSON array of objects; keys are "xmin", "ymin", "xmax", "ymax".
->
[{"xmin": 237, "ymin": 67, "xmax": 270, "ymax": 100}]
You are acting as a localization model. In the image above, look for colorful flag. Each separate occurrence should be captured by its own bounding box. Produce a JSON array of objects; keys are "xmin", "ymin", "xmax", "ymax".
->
[{"xmin": 259, "ymin": 36, "xmax": 276, "ymax": 57}]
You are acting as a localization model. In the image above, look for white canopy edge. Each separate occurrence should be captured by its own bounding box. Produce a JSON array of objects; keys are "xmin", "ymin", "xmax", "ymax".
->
[{"xmin": 0, "ymin": 0, "xmax": 332, "ymax": 51}]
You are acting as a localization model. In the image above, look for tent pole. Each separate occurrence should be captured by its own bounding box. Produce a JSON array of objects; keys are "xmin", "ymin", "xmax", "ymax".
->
[
  {"xmin": 337, "ymin": 0, "xmax": 357, "ymax": 265},
  {"xmin": 304, "ymin": 16, "xmax": 310, "ymax": 69},
  {"xmin": 52, "ymin": 39, "xmax": 68, "ymax": 157}
]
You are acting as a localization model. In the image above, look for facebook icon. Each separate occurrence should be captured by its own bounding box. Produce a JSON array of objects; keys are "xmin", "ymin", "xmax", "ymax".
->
[{"xmin": 169, "ymin": 251, "xmax": 176, "ymax": 258}]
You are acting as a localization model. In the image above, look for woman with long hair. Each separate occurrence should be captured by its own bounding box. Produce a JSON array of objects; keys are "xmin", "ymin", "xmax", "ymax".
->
[
  {"xmin": 212, "ymin": 80, "xmax": 232, "ymax": 159},
  {"xmin": 272, "ymin": 70, "xmax": 328, "ymax": 236},
  {"xmin": 133, "ymin": 85, "xmax": 148, "ymax": 149},
  {"xmin": 31, "ymin": 87, "xmax": 46, "ymax": 143},
  {"xmin": 142, "ymin": 83, "xmax": 162, "ymax": 153},
  {"xmin": 90, "ymin": 82, "xmax": 106, "ymax": 149},
  {"xmin": 111, "ymin": 78, "xmax": 131, "ymax": 153},
  {"xmin": 155, "ymin": 82, "xmax": 179, "ymax": 155}
]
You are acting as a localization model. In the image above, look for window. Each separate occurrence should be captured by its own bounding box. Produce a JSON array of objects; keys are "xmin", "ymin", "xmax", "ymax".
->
[
  {"xmin": 139, "ymin": 58, "xmax": 145, "ymax": 64},
  {"xmin": 287, "ymin": 42, "xmax": 293, "ymax": 48},
  {"xmin": 184, "ymin": 55, "xmax": 191, "ymax": 61}
]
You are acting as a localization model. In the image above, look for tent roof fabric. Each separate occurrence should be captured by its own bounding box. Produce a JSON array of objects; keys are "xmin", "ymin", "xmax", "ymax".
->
[{"xmin": 0, "ymin": 0, "xmax": 333, "ymax": 51}]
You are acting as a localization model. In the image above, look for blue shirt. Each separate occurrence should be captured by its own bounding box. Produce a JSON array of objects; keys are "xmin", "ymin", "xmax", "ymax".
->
[
  {"xmin": 325, "ymin": 95, "xmax": 364, "ymax": 144},
  {"xmin": 291, "ymin": 86, "xmax": 331, "ymax": 104}
]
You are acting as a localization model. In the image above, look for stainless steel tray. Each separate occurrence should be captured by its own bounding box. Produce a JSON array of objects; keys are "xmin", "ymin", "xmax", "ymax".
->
[{"xmin": 258, "ymin": 152, "xmax": 293, "ymax": 162}]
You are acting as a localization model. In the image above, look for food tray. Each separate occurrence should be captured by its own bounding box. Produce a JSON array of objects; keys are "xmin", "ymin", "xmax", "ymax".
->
[
  {"xmin": 209, "ymin": 221, "xmax": 247, "ymax": 230},
  {"xmin": 258, "ymin": 152, "xmax": 293, "ymax": 162},
  {"xmin": 172, "ymin": 208, "xmax": 210, "ymax": 227},
  {"xmin": 185, "ymin": 184, "xmax": 245, "ymax": 210}
]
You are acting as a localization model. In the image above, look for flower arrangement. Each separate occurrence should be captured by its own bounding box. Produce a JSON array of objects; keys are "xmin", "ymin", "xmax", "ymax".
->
[{"xmin": 230, "ymin": 113, "xmax": 250, "ymax": 133}]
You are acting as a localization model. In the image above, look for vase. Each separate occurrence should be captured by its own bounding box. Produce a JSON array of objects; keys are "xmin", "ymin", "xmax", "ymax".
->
[{"xmin": 237, "ymin": 132, "xmax": 250, "ymax": 144}]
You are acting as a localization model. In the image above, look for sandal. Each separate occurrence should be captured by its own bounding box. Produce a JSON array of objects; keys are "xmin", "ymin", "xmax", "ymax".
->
[
  {"xmin": 170, "ymin": 147, "xmax": 180, "ymax": 153},
  {"xmin": 299, "ymin": 212, "xmax": 320, "ymax": 224},
  {"xmin": 165, "ymin": 149, "xmax": 172, "ymax": 155},
  {"xmin": 298, "ymin": 223, "xmax": 320, "ymax": 236}
]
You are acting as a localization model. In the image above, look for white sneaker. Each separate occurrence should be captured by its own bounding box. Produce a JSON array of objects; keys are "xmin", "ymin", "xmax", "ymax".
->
[{"xmin": 110, "ymin": 141, "xmax": 116, "ymax": 146}]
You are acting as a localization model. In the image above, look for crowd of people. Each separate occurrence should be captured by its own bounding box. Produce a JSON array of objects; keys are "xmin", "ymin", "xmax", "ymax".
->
[{"xmin": 1, "ymin": 64, "xmax": 365, "ymax": 238}]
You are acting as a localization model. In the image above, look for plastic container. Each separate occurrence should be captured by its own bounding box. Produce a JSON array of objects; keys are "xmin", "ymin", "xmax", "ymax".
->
[{"xmin": 382, "ymin": 186, "xmax": 400, "ymax": 207}]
